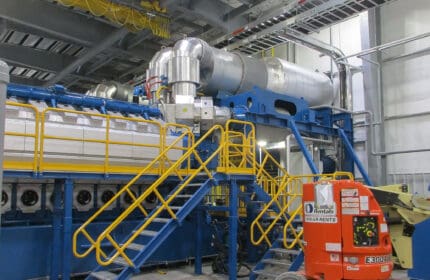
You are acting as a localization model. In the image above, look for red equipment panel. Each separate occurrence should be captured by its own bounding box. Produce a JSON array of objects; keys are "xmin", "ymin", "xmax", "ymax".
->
[{"xmin": 303, "ymin": 180, "xmax": 393, "ymax": 280}]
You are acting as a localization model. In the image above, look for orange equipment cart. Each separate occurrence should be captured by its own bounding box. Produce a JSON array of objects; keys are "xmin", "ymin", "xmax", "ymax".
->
[{"xmin": 302, "ymin": 180, "xmax": 393, "ymax": 280}]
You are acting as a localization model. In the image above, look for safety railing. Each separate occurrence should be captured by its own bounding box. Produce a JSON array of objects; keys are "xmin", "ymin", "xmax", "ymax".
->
[
  {"xmin": 93, "ymin": 124, "xmax": 229, "ymax": 266},
  {"xmin": 39, "ymin": 107, "xmax": 171, "ymax": 174},
  {"xmin": 3, "ymin": 101, "xmax": 40, "ymax": 172},
  {"xmin": 72, "ymin": 124, "xmax": 194, "ymax": 259},
  {"xmin": 251, "ymin": 172, "xmax": 354, "ymax": 250},
  {"xmin": 220, "ymin": 120, "xmax": 256, "ymax": 174},
  {"xmin": 3, "ymin": 103, "xmax": 193, "ymax": 174}
]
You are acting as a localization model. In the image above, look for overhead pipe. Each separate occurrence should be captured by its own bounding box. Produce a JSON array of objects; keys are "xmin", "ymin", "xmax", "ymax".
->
[{"xmin": 165, "ymin": 37, "xmax": 335, "ymax": 106}]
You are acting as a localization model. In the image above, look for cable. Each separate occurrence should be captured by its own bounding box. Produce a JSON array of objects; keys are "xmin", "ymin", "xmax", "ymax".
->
[{"xmin": 56, "ymin": 0, "xmax": 170, "ymax": 38}]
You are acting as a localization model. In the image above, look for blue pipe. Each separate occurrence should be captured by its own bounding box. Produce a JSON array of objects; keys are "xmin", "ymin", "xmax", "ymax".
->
[{"xmin": 7, "ymin": 84, "xmax": 161, "ymax": 118}]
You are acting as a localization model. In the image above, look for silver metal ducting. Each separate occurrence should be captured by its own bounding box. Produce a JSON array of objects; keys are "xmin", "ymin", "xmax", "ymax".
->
[
  {"xmin": 167, "ymin": 37, "xmax": 334, "ymax": 107},
  {"xmin": 146, "ymin": 47, "xmax": 173, "ymax": 94},
  {"xmin": 87, "ymin": 81, "xmax": 133, "ymax": 102}
]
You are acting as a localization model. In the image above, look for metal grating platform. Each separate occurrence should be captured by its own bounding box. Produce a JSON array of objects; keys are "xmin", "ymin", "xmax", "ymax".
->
[{"xmin": 212, "ymin": 0, "xmax": 398, "ymax": 55}]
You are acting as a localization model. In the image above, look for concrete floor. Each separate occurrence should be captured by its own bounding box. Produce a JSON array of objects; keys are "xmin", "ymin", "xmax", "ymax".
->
[{"xmin": 130, "ymin": 263, "xmax": 409, "ymax": 280}]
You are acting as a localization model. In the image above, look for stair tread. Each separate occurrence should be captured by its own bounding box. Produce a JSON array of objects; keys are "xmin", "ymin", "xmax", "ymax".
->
[
  {"xmin": 90, "ymin": 271, "xmax": 117, "ymax": 280},
  {"xmin": 168, "ymin": 194, "xmax": 193, "ymax": 198},
  {"xmin": 152, "ymin": 217, "xmax": 170, "ymax": 223},
  {"xmin": 157, "ymin": 205, "xmax": 182, "ymax": 210},
  {"xmin": 138, "ymin": 230, "xmax": 158, "ymax": 236},
  {"xmin": 269, "ymin": 248, "xmax": 300, "ymax": 255},
  {"xmin": 123, "ymin": 242, "xmax": 145, "ymax": 251},
  {"xmin": 277, "ymin": 238, "xmax": 300, "ymax": 243},
  {"xmin": 184, "ymin": 183, "xmax": 202, "ymax": 186},
  {"xmin": 262, "ymin": 258, "xmax": 292, "ymax": 267},
  {"xmin": 113, "ymin": 256, "xmax": 133, "ymax": 267},
  {"xmin": 253, "ymin": 270, "xmax": 279, "ymax": 278}
]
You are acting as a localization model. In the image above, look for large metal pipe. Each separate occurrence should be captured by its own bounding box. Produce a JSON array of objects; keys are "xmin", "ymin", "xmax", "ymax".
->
[
  {"xmin": 166, "ymin": 37, "xmax": 335, "ymax": 106},
  {"xmin": 147, "ymin": 47, "xmax": 173, "ymax": 92},
  {"xmin": 279, "ymin": 28, "xmax": 352, "ymax": 110},
  {"xmin": 0, "ymin": 60, "xmax": 8, "ymax": 225}
]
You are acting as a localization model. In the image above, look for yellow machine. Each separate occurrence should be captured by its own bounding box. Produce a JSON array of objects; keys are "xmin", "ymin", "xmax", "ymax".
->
[{"xmin": 370, "ymin": 184, "xmax": 430, "ymax": 275}]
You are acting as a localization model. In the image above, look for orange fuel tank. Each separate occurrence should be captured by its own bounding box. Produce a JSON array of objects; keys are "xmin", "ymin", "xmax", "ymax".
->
[{"xmin": 302, "ymin": 180, "xmax": 393, "ymax": 280}]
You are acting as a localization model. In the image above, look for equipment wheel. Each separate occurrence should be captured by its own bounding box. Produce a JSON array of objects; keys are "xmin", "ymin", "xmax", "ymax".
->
[{"xmin": 275, "ymin": 272, "xmax": 307, "ymax": 280}]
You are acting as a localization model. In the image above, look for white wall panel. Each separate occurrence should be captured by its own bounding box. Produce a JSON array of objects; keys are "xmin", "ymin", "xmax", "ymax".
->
[{"xmin": 380, "ymin": 0, "xmax": 430, "ymax": 193}]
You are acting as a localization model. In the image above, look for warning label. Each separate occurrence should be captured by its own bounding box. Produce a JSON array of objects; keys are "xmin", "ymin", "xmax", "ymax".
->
[
  {"xmin": 304, "ymin": 202, "xmax": 338, "ymax": 224},
  {"xmin": 341, "ymin": 189, "xmax": 358, "ymax": 197}
]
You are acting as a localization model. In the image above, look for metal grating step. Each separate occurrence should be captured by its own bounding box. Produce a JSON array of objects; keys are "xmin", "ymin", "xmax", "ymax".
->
[
  {"xmin": 113, "ymin": 256, "xmax": 133, "ymax": 267},
  {"xmin": 168, "ymin": 194, "xmax": 193, "ymax": 198},
  {"xmin": 152, "ymin": 217, "xmax": 170, "ymax": 223},
  {"xmin": 136, "ymin": 230, "xmax": 158, "ymax": 237},
  {"xmin": 124, "ymin": 243, "xmax": 145, "ymax": 251},
  {"xmin": 269, "ymin": 248, "xmax": 300, "ymax": 255},
  {"xmin": 262, "ymin": 258, "xmax": 292, "ymax": 267},
  {"xmin": 90, "ymin": 271, "xmax": 118, "ymax": 280},
  {"xmin": 253, "ymin": 269, "xmax": 279, "ymax": 278}
]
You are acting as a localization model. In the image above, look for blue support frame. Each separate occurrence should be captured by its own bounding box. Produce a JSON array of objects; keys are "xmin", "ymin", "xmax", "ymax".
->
[
  {"xmin": 228, "ymin": 179, "xmax": 239, "ymax": 280},
  {"xmin": 288, "ymin": 120, "xmax": 319, "ymax": 174},
  {"xmin": 194, "ymin": 209, "xmax": 203, "ymax": 275},
  {"xmin": 63, "ymin": 179, "xmax": 74, "ymax": 280},
  {"xmin": 51, "ymin": 179, "xmax": 63, "ymax": 280},
  {"xmin": 338, "ymin": 129, "xmax": 373, "ymax": 186}
]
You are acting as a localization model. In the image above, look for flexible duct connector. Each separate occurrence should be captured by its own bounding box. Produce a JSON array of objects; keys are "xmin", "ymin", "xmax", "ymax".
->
[{"xmin": 166, "ymin": 37, "xmax": 335, "ymax": 106}]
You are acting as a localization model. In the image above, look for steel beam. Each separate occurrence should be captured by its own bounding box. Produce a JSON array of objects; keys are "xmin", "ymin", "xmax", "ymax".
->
[
  {"xmin": 0, "ymin": 44, "xmax": 102, "ymax": 83},
  {"xmin": 0, "ymin": 0, "xmax": 114, "ymax": 48},
  {"xmin": 167, "ymin": 0, "xmax": 248, "ymax": 32},
  {"xmin": 44, "ymin": 28, "xmax": 129, "ymax": 86},
  {"xmin": 0, "ymin": 43, "xmax": 74, "ymax": 73},
  {"xmin": 9, "ymin": 76, "xmax": 44, "ymax": 87}
]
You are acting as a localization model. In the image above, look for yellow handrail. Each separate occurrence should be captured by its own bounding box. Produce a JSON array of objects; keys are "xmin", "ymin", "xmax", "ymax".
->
[
  {"xmin": 39, "ymin": 107, "xmax": 168, "ymax": 174},
  {"xmin": 94, "ymin": 124, "xmax": 227, "ymax": 266},
  {"xmin": 4, "ymin": 101, "xmax": 40, "ymax": 172},
  {"xmin": 89, "ymin": 120, "xmax": 257, "ymax": 266},
  {"xmin": 251, "ymin": 172, "xmax": 354, "ymax": 250},
  {"xmin": 72, "ymin": 125, "xmax": 194, "ymax": 259}
]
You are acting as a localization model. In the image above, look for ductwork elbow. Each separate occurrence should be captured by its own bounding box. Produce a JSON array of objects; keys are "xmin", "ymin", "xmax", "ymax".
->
[{"xmin": 168, "ymin": 38, "xmax": 213, "ymax": 104}]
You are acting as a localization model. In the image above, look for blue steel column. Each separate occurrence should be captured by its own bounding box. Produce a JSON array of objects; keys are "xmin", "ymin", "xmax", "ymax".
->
[
  {"xmin": 338, "ymin": 129, "xmax": 374, "ymax": 186},
  {"xmin": 194, "ymin": 208, "xmax": 203, "ymax": 275},
  {"xmin": 51, "ymin": 179, "xmax": 63, "ymax": 280},
  {"xmin": 228, "ymin": 179, "xmax": 238, "ymax": 280},
  {"xmin": 63, "ymin": 179, "xmax": 74, "ymax": 279},
  {"xmin": 288, "ymin": 120, "xmax": 319, "ymax": 174}
]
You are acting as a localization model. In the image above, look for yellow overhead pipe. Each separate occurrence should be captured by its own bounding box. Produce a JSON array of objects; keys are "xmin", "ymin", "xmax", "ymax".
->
[{"xmin": 57, "ymin": 0, "xmax": 170, "ymax": 38}]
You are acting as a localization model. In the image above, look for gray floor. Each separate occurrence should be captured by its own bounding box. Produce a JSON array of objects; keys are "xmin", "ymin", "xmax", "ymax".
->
[{"xmin": 131, "ymin": 263, "xmax": 409, "ymax": 279}]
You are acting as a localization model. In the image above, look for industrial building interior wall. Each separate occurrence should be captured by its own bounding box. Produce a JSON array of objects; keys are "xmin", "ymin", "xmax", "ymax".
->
[
  {"xmin": 259, "ymin": 15, "xmax": 367, "ymax": 177},
  {"xmin": 380, "ymin": 0, "xmax": 430, "ymax": 195}
]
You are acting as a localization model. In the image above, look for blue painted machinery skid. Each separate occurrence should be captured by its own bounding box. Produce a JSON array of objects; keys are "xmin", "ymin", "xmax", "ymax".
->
[{"xmin": 1, "ymin": 83, "xmax": 365, "ymax": 280}]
